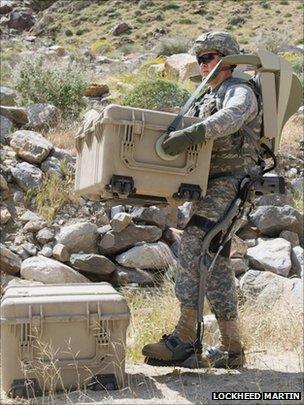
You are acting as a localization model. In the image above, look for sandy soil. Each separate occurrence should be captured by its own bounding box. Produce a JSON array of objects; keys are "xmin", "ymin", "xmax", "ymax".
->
[{"xmin": 2, "ymin": 350, "xmax": 302, "ymax": 405}]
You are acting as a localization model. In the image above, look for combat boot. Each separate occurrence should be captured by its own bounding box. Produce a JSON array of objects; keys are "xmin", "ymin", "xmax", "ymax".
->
[
  {"xmin": 142, "ymin": 306, "xmax": 199, "ymax": 365},
  {"xmin": 203, "ymin": 319, "xmax": 245, "ymax": 368}
]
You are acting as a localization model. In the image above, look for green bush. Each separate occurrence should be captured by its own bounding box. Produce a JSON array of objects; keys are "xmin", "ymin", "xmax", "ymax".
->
[
  {"xmin": 12, "ymin": 56, "xmax": 90, "ymax": 118},
  {"xmin": 155, "ymin": 36, "xmax": 191, "ymax": 56},
  {"xmin": 122, "ymin": 79, "xmax": 190, "ymax": 110},
  {"xmin": 253, "ymin": 28, "xmax": 291, "ymax": 54}
]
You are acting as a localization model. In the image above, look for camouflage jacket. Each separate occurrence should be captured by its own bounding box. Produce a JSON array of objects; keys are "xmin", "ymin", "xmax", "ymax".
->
[{"xmin": 188, "ymin": 77, "xmax": 262, "ymax": 177}]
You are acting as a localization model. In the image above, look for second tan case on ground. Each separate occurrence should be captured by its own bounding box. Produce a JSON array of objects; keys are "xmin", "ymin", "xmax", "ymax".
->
[{"xmin": 1, "ymin": 283, "xmax": 130, "ymax": 397}]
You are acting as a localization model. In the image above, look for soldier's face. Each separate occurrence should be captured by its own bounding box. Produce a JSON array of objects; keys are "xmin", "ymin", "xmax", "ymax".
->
[{"xmin": 197, "ymin": 50, "xmax": 222, "ymax": 78}]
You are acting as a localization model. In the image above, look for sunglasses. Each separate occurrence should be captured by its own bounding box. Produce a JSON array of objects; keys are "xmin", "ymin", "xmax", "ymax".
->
[{"xmin": 197, "ymin": 52, "xmax": 220, "ymax": 65}]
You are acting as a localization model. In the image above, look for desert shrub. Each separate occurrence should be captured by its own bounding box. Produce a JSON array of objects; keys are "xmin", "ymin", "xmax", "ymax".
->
[
  {"xmin": 178, "ymin": 18, "xmax": 193, "ymax": 24},
  {"xmin": 228, "ymin": 16, "xmax": 246, "ymax": 26},
  {"xmin": 12, "ymin": 55, "xmax": 90, "ymax": 118},
  {"xmin": 279, "ymin": 0, "xmax": 289, "ymax": 4},
  {"xmin": 122, "ymin": 78, "xmax": 190, "ymax": 110},
  {"xmin": 259, "ymin": 0, "xmax": 271, "ymax": 9},
  {"xmin": 162, "ymin": 3, "xmax": 180, "ymax": 11},
  {"xmin": 155, "ymin": 36, "xmax": 192, "ymax": 56},
  {"xmin": 90, "ymin": 38, "xmax": 113, "ymax": 55},
  {"xmin": 253, "ymin": 28, "xmax": 291, "ymax": 54}
]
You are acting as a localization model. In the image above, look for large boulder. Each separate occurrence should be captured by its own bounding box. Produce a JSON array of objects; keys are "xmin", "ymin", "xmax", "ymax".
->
[
  {"xmin": 0, "ymin": 86, "xmax": 17, "ymax": 106},
  {"xmin": 11, "ymin": 162, "xmax": 43, "ymax": 191},
  {"xmin": 0, "ymin": 244, "xmax": 21, "ymax": 275},
  {"xmin": 240, "ymin": 269, "xmax": 303, "ymax": 313},
  {"xmin": 116, "ymin": 241, "xmax": 176, "ymax": 270},
  {"xmin": 10, "ymin": 130, "xmax": 53, "ymax": 164},
  {"xmin": 25, "ymin": 103, "xmax": 59, "ymax": 130},
  {"xmin": 246, "ymin": 238, "xmax": 291, "ymax": 277},
  {"xmin": 99, "ymin": 223, "xmax": 162, "ymax": 255},
  {"xmin": 0, "ymin": 105, "xmax": 28, "ymax": 127},
  {"xmin": 164, "ymin": 53, "xmax": 199, "ymax": 81},
  {"xmin": 111, "ymin": 22, "xmax": 130, "ymax": 36},
  {"xmin": 21, "ymin": 256, "xmax": 90, "ymax": 283},
  {"xmin": 250, "ymin": 205, "xmax": 303, "ymax": 237},
  {"xmin": 69, "ymin": 253, "xmax": 116, "ymax": 275},
  {"xmin": 56, "ymin": 222, "xmax": 99, "ymax": 253}
]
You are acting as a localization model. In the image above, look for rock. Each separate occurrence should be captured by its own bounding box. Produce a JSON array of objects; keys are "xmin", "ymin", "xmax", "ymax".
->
[
  {"xmin": 291, "ymin": 246, "xmax": 304, "ymax": 277},
  {"xmin": 110, "ymin": 212, "xmax": 132, "ymax": 233},
  {"xmin": 10, "ymin": 130, "xmax": 53, "ymax": 164},
  {"xmin": 56, "ymin": 222, "xmax": 99, "ymax": 253},
  {"xmin": 24, "ymin": 220, "xmax": 47, "ymax": 233},
  {"xmin": 231, "ymin": 258, "xmax": 249, "ymax": 276},
  {"xmin": 99, "ymin": 223, "xmax": 162, "ymax": 255},
  {"xmin": 110, "ymin": 204, "xmax": 125, "ymax": 219},
  {"xmin": 0, "ymin": 2, "xmax": 12, "ymax": 14},
  {"xmin": 0, "ymin": 105, "xmax": 28, "ymax": 127},
  {"xmin": 177, "ymin": 201, "xmax": 192, "ymax": 229},
  {"xmin": 258, "ymin": 273, "xmax": 303, "ymax": 314},
  {"xmin": 23, "ymin": 243, "xmax": 37, "ymax": 256},
  {"xmin": 98, "ymin": 224, "xmax": 112, "ymax": 235},
  {"xmin": 13, "ymin": 190, "xmax": 24, "ymax": 204},
  {"xmin": 69, "ymin": 253, "xmax": 116, "ymax": 275},
  {"xmin": 38, "ymin": 245, "xmax": 53, "ymax": 257},
  {"xmin": 0, "ymin": 116, "xmax": 13, "ymax": 143},
  {"xmin": 0, "ymin": 206, "xmax": 11, "ymax": 224},
  {"xmin": 111, "ymin": 22, "xmax": 130, "ymax": 36},
  {"xmin": 240, "ymin": 270, "xmax": 303, "ymax": 313},
  {"xmin": 52, "ymin": 243, "xmax": 70, "ymax": 262},
  {"xmin": 21, "ymin": 256, "xmax": 90, "ymax": 284},
  {"xmin": 7, "ymin": 278, "xmax": 44, "ymax": 287},
  {"xmin": 11, "ymin": 162, "xmax": 43, "ymax": 191},
  {"xmin": 0, "ymin": 244, "xmax": 21, "ymax": 275},
  {"xmin": 0, "ymin": 173, "xmax": 8, "ymax": 191},
  {"xmin": 116, "ymin": 241, "xmax": 176, "ymax": 270},
  {"xmin": 250, "ymin": 205, "xmax": 303, "ymax": 237},
  {"xmin": 20, "ymin": 210, "xmax": 42, "ymax": 223},
  {"xmin": 291, "ymin": 177, "xmax": 304, "ymax": 194},
  {"xmin": 111, "ymin": 265, "xmax": 154, "ymax": 286},
  {"xmin": 163, "ymin": 227, "xmax": 183, "ymax": 245},
  {"xmin": 84, "ymin": 83, "xmax": 109, "ymax": 97},
  {"xmin": 243, "ymin": 239, "xmax": 257, "ymax": 248},
  {"xmin": 237, "ymin": 225, "xmax": 260, "ymax": 240},
  {"xmin": 36, "ymin": 227, "xmax": 54, "ymax": 244},
  {"xmin": 164, "ymin": 53, "xmax": 199, "ymax": 81},
  {"xmin": 246, "ymin": 238, "xmax": 291, "ymax": 277},
  {"xmin": 279, "ymin": 230, "xmax": 300, "ymax": 248},
  {"xmin": 254, "ymin": 193, "xmax": 294, "ymax": 207},
  {"xmin": 25, "ymin": 103, "xmax": 59, "ymax": 130},
  {"xmin": 0, "ymin": 86, "xmax": 17, "ymax": 106},
  {"xmin": 7, "ymin": 9, "xmax": 35, "ymax": 31},
  {"xmin": 130, "ymin": 206, "xmax": 167, "ymax": 229},
  {"xmin": 41, "ymin": 155, "xmax": 62, "ymax": 176},
  {"xmin": 51, "ymin": 147, "xmax": 75, "ymax": 164},
  {"xmin": 230, "ymin": 235, "xmax": 247, "ymax": 258}
]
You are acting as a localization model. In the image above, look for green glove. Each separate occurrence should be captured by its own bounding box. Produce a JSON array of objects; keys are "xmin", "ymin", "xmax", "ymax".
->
[{"xmin": 162, "ymin": 122, "xmax": 206, "ymax": 156}]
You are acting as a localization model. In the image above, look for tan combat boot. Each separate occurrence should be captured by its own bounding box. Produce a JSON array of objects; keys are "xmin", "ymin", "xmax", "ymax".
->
[
  {"xmin": 142, "ymin": 306, "xmax": 197, "ymax": 361},
  {"xmin": 203, "ymin": 319, "xmax": 245, "ymax": 368}
]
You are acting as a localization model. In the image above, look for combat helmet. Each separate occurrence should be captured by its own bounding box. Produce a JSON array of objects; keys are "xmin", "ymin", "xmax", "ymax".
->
[{"xmin": 192, "ymin": 31, "xmax": 240, "ymax": 56}]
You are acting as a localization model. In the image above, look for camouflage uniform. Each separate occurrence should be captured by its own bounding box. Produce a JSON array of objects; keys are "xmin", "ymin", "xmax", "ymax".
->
[{"xmin": 175, "ymin": 77, "xmax": 261, "ymax": 320}]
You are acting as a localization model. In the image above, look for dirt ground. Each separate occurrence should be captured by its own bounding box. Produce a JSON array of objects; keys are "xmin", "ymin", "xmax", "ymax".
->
[{"xmin": 2, "ymin": 350, "xmax": 302, "ymax": 405}]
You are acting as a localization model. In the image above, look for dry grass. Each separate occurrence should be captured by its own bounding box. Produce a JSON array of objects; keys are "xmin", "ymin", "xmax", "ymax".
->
[
  {"xmin": 279, "ymin": 112, "xmax": 304, "ymax": 159},
  {"xmin": 125, "ymin": 279, "xmax": 303, "ymax": 366},
  {"xmin": 43, "ymin": 119, "xmax": 79, "ymax": 156}
]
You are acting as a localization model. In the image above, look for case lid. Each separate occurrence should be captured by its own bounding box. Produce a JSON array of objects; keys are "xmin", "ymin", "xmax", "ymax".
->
[{"xmin": 1, "ymin": 282, "xmax": 130, "ymax": 321}]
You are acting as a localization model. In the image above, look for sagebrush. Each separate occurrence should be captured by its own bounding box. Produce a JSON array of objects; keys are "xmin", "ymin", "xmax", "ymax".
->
[{"xmin": 12, "ymin": 56, "xmax": 90, "ymax": 118}]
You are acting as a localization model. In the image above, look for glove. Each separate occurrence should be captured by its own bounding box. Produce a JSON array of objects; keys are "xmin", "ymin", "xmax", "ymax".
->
[{"xmin": 162, "ymin": 122, "xmax": 206, "ymax": 156}]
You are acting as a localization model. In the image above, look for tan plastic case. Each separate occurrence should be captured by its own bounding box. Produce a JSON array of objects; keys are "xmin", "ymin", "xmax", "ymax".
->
[
  {"xmin": 1, "ymin": 283, "xmax": 130, "ymax": 398},
  {"xmin": 75, "ymin": 104, "xmax": 213, "ymax": 203}
]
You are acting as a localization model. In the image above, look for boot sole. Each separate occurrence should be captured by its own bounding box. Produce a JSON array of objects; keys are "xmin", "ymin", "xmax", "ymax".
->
[{"xmin": 145, "ymin": 354, "xmax": 208, "ymax": 369}]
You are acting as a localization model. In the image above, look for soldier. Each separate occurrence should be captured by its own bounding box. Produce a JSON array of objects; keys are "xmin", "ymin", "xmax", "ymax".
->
[{"xmin": 142, "ymin": 31, "xmax": 262, "ymax": 368}]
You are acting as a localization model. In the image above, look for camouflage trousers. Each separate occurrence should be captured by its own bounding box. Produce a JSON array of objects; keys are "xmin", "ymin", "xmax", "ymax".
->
[{"xmin": 175, "ymin": 177, "xmax": 241, "ymax": 321}]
